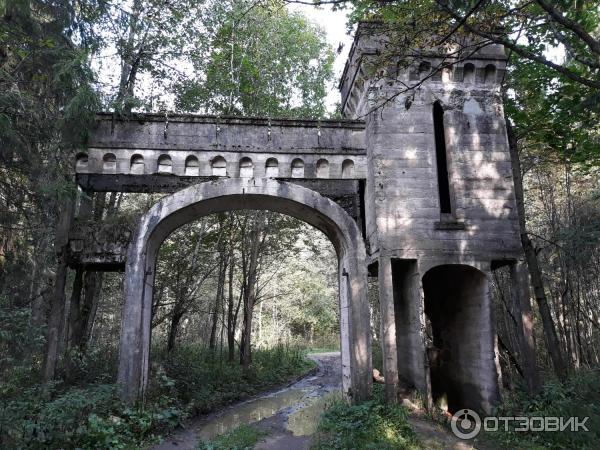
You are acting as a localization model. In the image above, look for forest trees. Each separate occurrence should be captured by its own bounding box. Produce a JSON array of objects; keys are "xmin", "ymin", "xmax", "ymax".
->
[
  {"xmin": 152, "ymin": 213, "xmax": 339, "ymax": 361},
  {"xmin": 1, "ymin": 0, "xmax": 598, "ymax": 440},
  {"xmin": 1, "ymin": 1, "xmax": 341, "ymax": 441},
  {"xmin": 176, "ymin": 0, "xmax": 334, "ymax": 117},
  {"xmin": 0, "ymin": 0, "xmax": 99, "ymax": 380}
]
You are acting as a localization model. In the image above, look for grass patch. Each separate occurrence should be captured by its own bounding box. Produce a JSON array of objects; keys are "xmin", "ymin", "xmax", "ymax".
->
[
  {"xmin": 197, "ymin": 424, "xmax": 267, "ymax": 450},
  {"xmin": 306, "ymin": 346, "xmax": 340, "ymax": 353},
  {"xmin": 312, "ymin": 385, "xmax": 422, "ymax": 449}
]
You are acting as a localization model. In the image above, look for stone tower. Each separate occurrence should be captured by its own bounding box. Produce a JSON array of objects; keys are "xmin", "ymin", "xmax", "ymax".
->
[{"xmin": 339, "ymin": 23, "xmax": 525, "ymax": 413}]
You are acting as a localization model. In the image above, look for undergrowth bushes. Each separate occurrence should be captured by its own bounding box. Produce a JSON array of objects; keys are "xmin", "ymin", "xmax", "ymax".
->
[
  {"xmin": 1, "ymin": 379, "xmax": 183, "ymax": 449},
  {"xmin": 0, "ymin": 343, "xmax": 314, "ymax": 449},
  {"xmin": 486, "ymin": 370, "xmax": 600, "ymax": 449},
  {"xmin": 160, "ymin": 344, "xmax": 315, "ymax": 414}
]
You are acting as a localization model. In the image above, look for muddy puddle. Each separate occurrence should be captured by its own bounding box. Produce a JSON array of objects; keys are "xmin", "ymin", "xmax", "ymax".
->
[
  {"xmin": 285, "ymin": 390, "xmax": 342, "ymax": 436},
  {"xmin": 197, "ymin": 385, "xmax": 333, "ymax": 440},
  {"xmin": 197, "ymin": 386, "xmax": 341, "ymax": 440}
]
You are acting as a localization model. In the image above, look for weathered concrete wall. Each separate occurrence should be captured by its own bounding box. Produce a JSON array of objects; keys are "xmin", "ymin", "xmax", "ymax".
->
[
  {"xmin": 360, "ymin": 68, "xmax": 519, "ymax": 263},
  {"xmin": 67, "ymin": 220, "xmax": 132, "ymax": 270}
]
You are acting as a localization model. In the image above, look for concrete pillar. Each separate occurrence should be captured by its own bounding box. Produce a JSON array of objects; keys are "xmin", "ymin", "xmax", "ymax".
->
[
  {"xmin": 480, "ymin": 274, "xmax": 502, "ymax": 414},
  {"xmin": 341, "ymin": 249, "xmax": 372, "ymax": 403},
  {"xmin": 392, "ymin": 260, "xmax": 427, "ymax": 394},
  {"xmin": 116, "ymin": 231, "xmax": 149, "ymax": 401},
  {"xmin": 378, "ymin": 256, "xmax": 399, "ymax": 403}
]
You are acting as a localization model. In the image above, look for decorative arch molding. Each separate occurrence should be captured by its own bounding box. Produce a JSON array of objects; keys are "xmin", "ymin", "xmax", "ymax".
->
[{"xmin": 117, "ymin": 178, "xmax": 372, "ymax": 403}]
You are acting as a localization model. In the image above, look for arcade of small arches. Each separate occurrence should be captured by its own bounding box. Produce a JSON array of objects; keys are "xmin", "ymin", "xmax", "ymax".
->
[
  {"xmin": 414, "ymin": 61, "xmax": 498, "ymax": 85},
  {"xmin": 76, "ymin": 152, "xmax": 357, "ymax": 179}
]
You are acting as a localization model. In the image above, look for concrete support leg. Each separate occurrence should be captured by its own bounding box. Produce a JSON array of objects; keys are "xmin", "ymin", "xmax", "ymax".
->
[
  {"xmin": 510, "ymin": 260, "xmax": 540, "ymax": 394},
  {"xmin": 341, "ymin": 251, "xmax": 372, "ymax": 403},
  {"xmin": 378, "ymin": 257, "xmax": 399, "ymax": 403},
  {"xmin": 480, "ymin": 275, "xmax": 502, "ymax": 414},
  {"xmin": 117, "ymin": 239, "xmax": 154, "ymax": 402}
]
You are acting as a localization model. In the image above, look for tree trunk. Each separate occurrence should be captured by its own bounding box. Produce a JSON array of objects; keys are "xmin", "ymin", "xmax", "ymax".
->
[
  {"xmin": 67, "ymin": 269, "xmax": 84, "ymax": 351},
  {"xmin": 509, "ymin": 261, "xmax": 541, "ymax": 394},
  {"xmin": 167, "ymin": 310, "xmax": 183, "ymax": 352},
  {"xmin": 239, "ymin": 212, "xmax": 265, "ymax": 368},
  {"xmin": 43, "ymin": 193, "xmax": 74, "ymax": 381},
  {"xmin": 240, "ymin": 303, "xmax": 254, "ymax": 367},
  {"xmin": 227, "ymin": 237, "xmax": 236, "ymax": 362},
  {"xmin": 209, "ymin": 247, "xmax": 228, "ymax": 350},
  {"xmin": 66, "ymin": 192, "xmax": 108, "ymax": 352},
  {"xmin": 80, "ymin": 271, "xmax": 103, "ymax": 350},
  {"xmin": 506, "ymin": 119, "xmax": 568, "ymax": 380}
]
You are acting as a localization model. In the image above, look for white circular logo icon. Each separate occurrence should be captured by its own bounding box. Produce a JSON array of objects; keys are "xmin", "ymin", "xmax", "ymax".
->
[{"xmin": 451, "ymin": 408, "xmax": 482, "ymax": 439}]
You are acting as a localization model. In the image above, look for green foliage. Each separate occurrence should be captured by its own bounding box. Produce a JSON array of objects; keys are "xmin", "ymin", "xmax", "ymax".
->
[
  {"xmin": 0, "ymin": 296, "xmax": 45, "ymax": 383},
  {"xmin": 505, "ymin": 50, "xmax": 600, "ymax": 171},
  {"xmin": 175, "ymin": 0, "xmax": 334, "ymax": 118},
  {"xmin": 0, "ymin": 343, "xmax": 316, "ymax": 448},
  {"xmin": 197, "ymin": 424, "xmax": 267, "ymax": 450},
  {"xmin": 0, "ymin": 348, "xmax": 186, "ymax": 449},
  {"xmin": 158, "ymin": 344, "xmax": 316, "ymax": 415},
  {"xmin": 486, "ymin": 370, "xmax": 600, "ymax": 449},
  {"xmin": 312, "ymin": 385, "xmax": 421, "ymax": 450},
  {"xmin": 154, "ymin": 211, "xmax": 340, "ymax": 353},
  {"xmin": 0, "ymin": 0, "xmax": 99, "ymax": 312},
  {"xmin": 59, "ymin": 345, "xmax": 120, "ymax": 384}
]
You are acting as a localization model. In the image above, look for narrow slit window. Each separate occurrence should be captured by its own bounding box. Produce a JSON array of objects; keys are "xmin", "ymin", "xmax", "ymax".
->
[{"xmin": 433, "ymin": 102, "xmax": 452, "ymax": 214}]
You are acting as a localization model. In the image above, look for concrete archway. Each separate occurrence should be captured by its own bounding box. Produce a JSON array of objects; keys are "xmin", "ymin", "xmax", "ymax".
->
[
  {"xmin": 117, "ymin": 178, "xmax": 372, "ymax": 403},
  {"xmin": 422, "ymin": 264, "xmax": 500, "ymax": 414}
]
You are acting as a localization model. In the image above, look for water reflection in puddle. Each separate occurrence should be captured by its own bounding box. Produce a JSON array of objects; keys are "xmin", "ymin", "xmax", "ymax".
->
[
  {"xmin": 197, "ymin": 388, "xmax": 308, "ymax": 440},
  {"xmin": 286, "ymin": 390, "xmax": 342, "ymax": 436}
]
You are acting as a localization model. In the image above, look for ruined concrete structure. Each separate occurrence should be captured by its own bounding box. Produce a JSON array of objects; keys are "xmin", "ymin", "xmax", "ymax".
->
[{"xmin": 70, "ymin": 24, "xmax": 533, "ymax": 413}]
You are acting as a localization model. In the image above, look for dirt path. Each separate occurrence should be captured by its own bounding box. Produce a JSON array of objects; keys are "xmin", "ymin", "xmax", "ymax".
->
[
  {"xmin": 153, "ymin": 352, "xmax": 342, "ymax": 450},
  {"xmin": 153, "ymin": 353, "xmax": 495, "ymax": 450}
]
